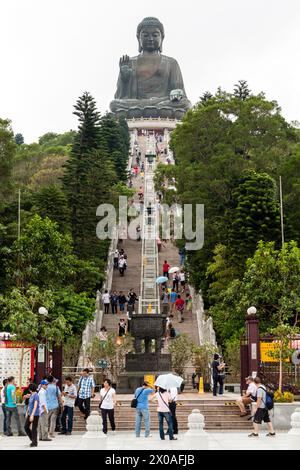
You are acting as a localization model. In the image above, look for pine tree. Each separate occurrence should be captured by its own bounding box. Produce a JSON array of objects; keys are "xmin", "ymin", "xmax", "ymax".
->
[
  {"xmin": 200, "ymin": 91, "xmax": 213, "ymax": 104},
  {"xmin": 62, "ymin": 92, "xmax": 101, "ymax": 256},
  {"xmin": 99, "ymin": 114, "xmax": 128, "ymax": 181},
  {"xmin": 15, "ymin": 133, "xmax": 24, "ymax": 145},
  {"xmin": 0, "ymin": 119, "xmax": 16, "ymax": 203},
  {"xmin": 32, "ymin": 184, "xmax": 70, "ymax": 232},
  {"xmin": 227, "ymin": 170, "xmax": 281, "ymax": 268},
  {"xmin": 233, "ymin": 80, "xmax": 251, "ymax": 100}
]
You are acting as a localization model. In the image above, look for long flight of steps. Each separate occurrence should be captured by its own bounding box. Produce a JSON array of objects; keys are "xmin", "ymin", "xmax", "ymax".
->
[{"xmin": 73, "ymin": 397, "xmax": 253, "ymax": 432}]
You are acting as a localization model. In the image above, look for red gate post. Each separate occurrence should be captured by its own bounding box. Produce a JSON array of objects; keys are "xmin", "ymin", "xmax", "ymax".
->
[
  {"xmin": 246, "ymin": 306, "xmax": 260, "ymax": 377},
  {"xmin": 52, "ymin": 344, "xmax": 63, "ymax": 388},
  {"xmin": 35, "ymin": 344, "xmax": 47, "ymax": 384}
]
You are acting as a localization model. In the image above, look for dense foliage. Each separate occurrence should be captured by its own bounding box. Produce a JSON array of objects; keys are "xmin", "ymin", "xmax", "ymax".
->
[
  {"xmin": 155, "ymin": 82, "xmax": 300, "ymax": 351},
  {"xmin": 0, "ymin": 91, "xmax": 130, "ymax": 345}
]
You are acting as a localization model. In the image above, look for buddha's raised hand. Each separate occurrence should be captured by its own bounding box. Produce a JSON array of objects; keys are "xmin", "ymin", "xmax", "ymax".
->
[{"xmin": 119, "ymin": 55, "xmax": 132, "ymax": 81}]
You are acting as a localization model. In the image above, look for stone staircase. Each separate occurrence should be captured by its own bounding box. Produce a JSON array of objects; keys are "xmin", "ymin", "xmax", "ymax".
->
[{"xmin": 73, "ymin": 396, "xmax": 253, "ymax": 432}]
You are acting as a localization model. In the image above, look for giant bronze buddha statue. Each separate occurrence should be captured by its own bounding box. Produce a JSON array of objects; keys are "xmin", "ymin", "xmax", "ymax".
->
[{"xmin": 110, "ymin": 17, "xmax": 191, "ymax": 120}]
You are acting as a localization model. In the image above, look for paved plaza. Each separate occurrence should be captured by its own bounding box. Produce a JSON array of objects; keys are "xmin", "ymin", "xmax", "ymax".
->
[{"xmin": 0, "ymin": 431, "xmax": 299, "ymax": 451}]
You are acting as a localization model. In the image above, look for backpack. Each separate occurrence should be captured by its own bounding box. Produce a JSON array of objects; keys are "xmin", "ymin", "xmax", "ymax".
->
[
  {"xmin": 170, "ymin": 327, "xmax": 176, "ymax": 338},
  {"xmin": 3, "ymin": 385, "xmax": 8, "ymax": 405},
  {"xmin": 258, "ymin": 386, "xmax": 274, "ymax": 410}
]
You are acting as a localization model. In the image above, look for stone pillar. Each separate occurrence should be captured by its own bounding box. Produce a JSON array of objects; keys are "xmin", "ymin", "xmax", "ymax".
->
[
  {"xmin": 182, "ymin": 409, "xmax": 209, "ymax": 450},
  {"xmin": 287, "ymin": 408, "xmax": 300, "ymax": 449},
  {"xmin": 78, "ymin": 411, "xmax": 107, "ymax": 450},
  {"xmin": 246, "ymin": 314, "xmax": 260, "ymax": 376}
]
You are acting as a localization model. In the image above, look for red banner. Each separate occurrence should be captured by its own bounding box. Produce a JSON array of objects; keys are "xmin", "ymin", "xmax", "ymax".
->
[{"xmin": 0, "ymin": 341, "xmax": 35, "ymax": 349}]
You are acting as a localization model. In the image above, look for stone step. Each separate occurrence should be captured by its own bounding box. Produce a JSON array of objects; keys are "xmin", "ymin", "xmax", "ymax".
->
[{"xmin": 72, "ymin": 397, "xmax": 253, "ymax": 431}]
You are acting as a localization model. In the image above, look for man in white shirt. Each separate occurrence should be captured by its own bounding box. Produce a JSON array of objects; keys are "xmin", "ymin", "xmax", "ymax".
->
[
  {"xmin": 102, "ymin": 289, "xmax": 110, "ymax": 314},
  {"xmin": 38, "ymin": 380, "xmax": 51, "ymax": 441},
  {"xmin": 118, "ymin": 256, "xmax": 127, "ymax": 277},
  {"xmin": 60, "ymin": 376, "xmax": 77, "ymax": 435},
  {"xmin": 237, "ymin": 376, "xmax": 257, "ymax": 416},
  {"xmin": 99, "ymin": 379, "xmax": 117, "ymax": 435},
  {"xmin": 179, "ymin": 270, "xmax": 186, "ymax": 292}
]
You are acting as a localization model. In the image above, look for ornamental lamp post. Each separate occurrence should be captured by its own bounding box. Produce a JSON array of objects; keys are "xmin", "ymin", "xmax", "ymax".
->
[
  {"xmin": 38, "ymin": 307, "xmax": 48, "ymax": 316},
  {"xmin": 246, "ymin": 306, "xmax": 260, "ymax": 378},
  {"xmin": 36, "ymin": 306, "xmax": 63, "ymax": 386},
  {"xmin": 35, "ymin": 307, "xmax": 49, "ymax": 384}
]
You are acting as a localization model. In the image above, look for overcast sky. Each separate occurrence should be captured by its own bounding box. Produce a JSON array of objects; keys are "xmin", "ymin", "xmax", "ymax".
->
[{"xmin": 1, "ymin": 0, "xmax": 299, "ymax": 143}]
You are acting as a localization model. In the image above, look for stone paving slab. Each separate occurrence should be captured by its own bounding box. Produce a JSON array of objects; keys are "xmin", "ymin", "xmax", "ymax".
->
[{"xmin": 0, "ymin": 431, "xmax": 298, "ymax": 450}]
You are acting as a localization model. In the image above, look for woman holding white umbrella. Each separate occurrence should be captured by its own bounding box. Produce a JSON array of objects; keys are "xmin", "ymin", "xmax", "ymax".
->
[
  {"xmin": 150, "ymin": 387, "xmax": 177, "ymax": 441},
  {"xmin": 150, "ymin": 374, "xmax": 182, "ymax": 441}
]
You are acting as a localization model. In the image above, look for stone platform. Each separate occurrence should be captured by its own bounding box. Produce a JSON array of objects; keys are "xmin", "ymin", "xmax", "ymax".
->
[{"xmin": 127, "ymin": 117, "xmax": 179, "ymax": 131}]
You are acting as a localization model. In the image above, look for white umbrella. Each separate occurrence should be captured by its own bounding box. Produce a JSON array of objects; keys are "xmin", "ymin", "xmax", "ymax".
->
[
  {"xmin": 168, "ymin": 266, "xmax": 180, "ymax": 274},
  {"xmin": 154, "ymin": 373, "xmax": 183, "ymax": 389}
]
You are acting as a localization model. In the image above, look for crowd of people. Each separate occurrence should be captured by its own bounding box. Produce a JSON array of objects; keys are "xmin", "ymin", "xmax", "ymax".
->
[
  {"xmin": 0, "ymin": 370, "xmax": 181, "ymax": 447},
  {"xmin": 159, "ymin": 260, "xmax": 192, "ymax": 341},
  {"xmin": 1, "ymin": 374, "xmax": 77, "ymax": 447},
  {"xmin": 102, "ymin": 288, "xmax": 137, "ymax": 316},
  {"xmin": 113, "ymin": 248, "xmax": 128, "ymax": 277},
  {"xmin": 1, "ymin": 368, "xmax": 276, "ymax": 446}
]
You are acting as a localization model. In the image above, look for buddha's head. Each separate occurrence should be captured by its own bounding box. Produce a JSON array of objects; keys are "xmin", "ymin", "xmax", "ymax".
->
[{"xmin": 137, "ymin": 17, "xmax": 164, "ymax": 53}]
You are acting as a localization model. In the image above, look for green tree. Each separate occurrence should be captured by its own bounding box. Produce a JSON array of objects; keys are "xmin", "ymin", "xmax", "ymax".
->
[
  {"xmin": 63, "ymin": 92, "xmax": 101, "ymax": 256},
  {"xmin": 169, "ymin": 89, "xmax": 296, "ymax": 292},
  {"xmin": 233, "ymin": 80, "xmax": 251, "ymax": 100},
  {"xmin": 99, "ymin": 114, "xmax": 128, "ymax": 181},
  {"xmin": 0, "ymin": 285, "xmax": 66, "ymax": 343},
  {"xmin": 209, "ymin": 241, "xmax": 300, "ymax": 344},
  {"xmin": 7, "ymin": 215, "xmax": 75, "ymax": 290},
  {"xmin": 53, "ymin": 289, "xmax": 94, "ymax": 335},
  {"xmin": 199, "ymin": 91, "xmax": 213, "ymax": 104},
  {"xmin": 226, "ymin": 170, "xmax": 281, "ymax": 269},
  {"xmin": 69, "ymin": 258, "xmax": 105, "ymax": 294},
  {"xmin": 206, "ymin": 244, "xmax": 239, "ymax": 304},
  {"xmin": 192, "ymin": 343, "xmax": 219, "ymax": 384},
  {"xmin": 31, "ymin": 184, "xmax": 70, "ymax": 232},
  {"xmin": 89, "ymin": 334, "xmax": 133, "ymax": 384},
  {"xmin": 280, "ymin": 147, "xmax": 300, "ymax": 244},
  {"xmin": 15, "ymin": 133, "xmax": 24, "ymax": 145},
  {"xmin": 0, "ymin": 119, "xmax": 16, "ymax": 203},
  {"xmin": 168, "ymin": 334, "xmax": 194, "ymax": 376}
]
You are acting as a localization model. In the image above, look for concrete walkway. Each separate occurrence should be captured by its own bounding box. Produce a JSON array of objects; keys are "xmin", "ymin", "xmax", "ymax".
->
[{"xmin": 0, "ymin": 431, "xmax": 298, "ymax": 450}]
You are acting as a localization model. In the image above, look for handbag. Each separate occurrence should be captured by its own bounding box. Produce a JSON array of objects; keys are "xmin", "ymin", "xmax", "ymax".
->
[
  {"xmin": 131, "ymin": 388, "xmax": 144, "ymax": 408},
  {"xmin": 75, "ymin": 378, "xmax": 82, "ymax": 407}
]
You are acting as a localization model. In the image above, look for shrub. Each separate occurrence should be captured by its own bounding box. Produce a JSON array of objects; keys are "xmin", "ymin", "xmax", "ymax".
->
[{"xmin": 274, "ymin": 390, "xmax": 294, "ymax": 403}]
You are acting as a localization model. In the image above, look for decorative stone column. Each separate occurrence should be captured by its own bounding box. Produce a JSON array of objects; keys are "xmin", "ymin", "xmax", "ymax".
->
[
  {"xmin": 78, "ymin": 411, "xmax": 107, "ymax": 450},
  {"xmin": 288, "ymin": 408, "xmax": 300, "ymax": 435},
  {"xmin": 287, "ymin": 407, "xmax": 300, "ymax": 450},
  {"xmin": 182, "ymin": 409, "xmax": 209, "ymax": 449}
]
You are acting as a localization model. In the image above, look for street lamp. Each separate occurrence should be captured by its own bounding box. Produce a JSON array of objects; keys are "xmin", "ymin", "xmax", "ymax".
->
[
  {"xmin": 38, "ymin": 307, "xmax": 48, "ymax": 316},
  {"xmin": 247, "ymin": 306, "xmax": 257, "ymax": 316},
  {"xmin": 35, "ymin": 307, "xmax": 49, "ymax": 383}
]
